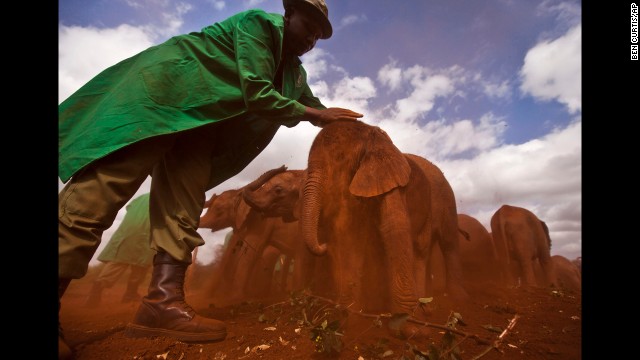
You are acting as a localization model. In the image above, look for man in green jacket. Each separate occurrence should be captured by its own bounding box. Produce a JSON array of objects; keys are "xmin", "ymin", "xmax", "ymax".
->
[
  {"xmin": 84, "ymin": 193, "xmax": 154, "ymax": 307},
  {"xmin": 58, "ymin": 0, "xmax": 362, "ymax": 355}
]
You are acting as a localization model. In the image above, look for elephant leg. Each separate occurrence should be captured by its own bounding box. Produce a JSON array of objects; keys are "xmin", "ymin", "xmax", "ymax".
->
[
  {"xmin": 330, "ymin": 233, "xmax": 364, "ymax": 308},
  {"xmin": 510, "ymin": 261, "xmax": 522, "ymax": 287},
  {"xmin": 538, "ymin": 254, "xmax": 556, "ymax": 288},
  {"xmin": 438, "ymin": 232, "xmax": 469, "ymax": 300},
  {"xmin": 425, "ymin": 240, "xmax": 444, "ymax": 297},
  {"xmin": 292, "ymin": 245, "xmax": 316, "ymax": 292},
  {"xmin": 413, "ymin": 254, "xmax": 427, "ymax": 298},
  {"xmin": 497, "ymin": 254, "xmax": 512, "ymax": 288},
  {"xmin": 248, "ymin": 246, "xmax": 279, "ymax": 298},
  {"xmin": 518, "ymin": 256, "xmax": 537, "ymax": 286},
  {"xmin": 224, "ymin": 236, "xmax": 264, "ymax": 304},
  {"xmin": 280, "ymin": 255, "xmax": 292, "ymax": 293},
  {"xmin": 379, "ymin": 192, "xmax": 418, "ymax": 314}
]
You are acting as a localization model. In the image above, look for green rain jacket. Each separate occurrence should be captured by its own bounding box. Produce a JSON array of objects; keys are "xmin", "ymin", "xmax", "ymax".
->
[
  {"xmin": 59, "ymin": 9, "xmax": 325, "ymax": 189},
  {"xmin": 97, "ymin": 193, "xmax": 154, "ymax": 266}
]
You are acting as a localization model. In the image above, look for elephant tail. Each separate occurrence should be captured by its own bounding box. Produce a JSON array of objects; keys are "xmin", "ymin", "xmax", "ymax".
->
[
  {"xmin": 540, "ymin": 220, "xmax": 552, "ymax": 250},
  {"xmin": 496, "ymin": 208, "xmax": 511, "ymax": 265}
]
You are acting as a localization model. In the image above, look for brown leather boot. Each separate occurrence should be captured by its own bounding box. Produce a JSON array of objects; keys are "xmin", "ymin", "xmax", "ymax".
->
[
  {"xmin": 59, "ymin": 278, "xmax": 73, "ymax": 360},
  {"xmin": 124, "ymin": 252, "xmax": 227, "ymax": 342}
]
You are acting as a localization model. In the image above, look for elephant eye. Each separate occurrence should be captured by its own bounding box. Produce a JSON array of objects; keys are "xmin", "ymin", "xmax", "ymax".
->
[{"xmin": 274, "ymin": 186, "xmax": 283, "ymax": 194}]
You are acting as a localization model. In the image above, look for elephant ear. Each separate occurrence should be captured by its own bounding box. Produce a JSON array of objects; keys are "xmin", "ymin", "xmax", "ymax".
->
[
  {"xmin": 349, "ymin": 129, "xmax": 411, "ymax": 197},
  {"xmin": 235, "ymin": 197, "xmax": 253, "ymax": 229}
]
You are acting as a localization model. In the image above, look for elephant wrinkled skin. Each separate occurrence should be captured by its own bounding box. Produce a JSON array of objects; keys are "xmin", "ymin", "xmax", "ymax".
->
[
  {"xmin": 195, "ymin": 187, "xmax": 298, "ymax": 306},
  {"xmin": 242, "ymin": 168, "xmax": 322, "ymax": 291},
  {"xmin": 431, "ymin": 214, "xmax": 501, "ymax": 290},
  {"xmin": 456, "ymin": 214, "xmax": 501, "ymax": 285},
  {"xmin": 550, "ymin": 255, "xmax": 581, "ymax": 292},
  {"xmin": 244, "ymin": 121, "xmax": 469, "ymax": 319},
  {"xmin": 490, "ymin": 204, "xmax": 556, "ymax": 288}
]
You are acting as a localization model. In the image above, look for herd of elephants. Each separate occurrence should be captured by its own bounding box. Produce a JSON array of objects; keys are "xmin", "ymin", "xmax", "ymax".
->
[{"xmin": 187, "ymin": 120, "xmax": 581, "ymax": 334}]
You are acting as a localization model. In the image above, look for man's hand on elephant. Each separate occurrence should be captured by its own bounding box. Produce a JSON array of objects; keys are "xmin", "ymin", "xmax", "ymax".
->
[{"xmin": 305, "ymin": 107, "xmax": 363, "ymax": 127}]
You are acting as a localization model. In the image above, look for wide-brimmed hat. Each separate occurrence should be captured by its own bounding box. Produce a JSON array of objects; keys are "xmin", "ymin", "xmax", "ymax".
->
[{"xmin": 283, "ymin": 0, "xmax": 333, "ymax": 39}]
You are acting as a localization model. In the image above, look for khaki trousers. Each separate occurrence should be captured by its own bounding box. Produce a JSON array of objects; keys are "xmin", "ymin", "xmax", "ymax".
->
[{"xmin": 59, "ymin": 124, "xmax": 226, "ymax": 279}]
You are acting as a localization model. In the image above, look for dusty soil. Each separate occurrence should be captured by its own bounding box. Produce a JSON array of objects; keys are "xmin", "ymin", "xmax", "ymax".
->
[{"xmin": 59, "ymin": 265, "xmax": 581, "ymax": 360}]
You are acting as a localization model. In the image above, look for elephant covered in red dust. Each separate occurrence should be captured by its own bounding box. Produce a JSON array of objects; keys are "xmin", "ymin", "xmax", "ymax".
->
[
  {"xmin": 571, "ymin": 256, "xmax": 582, "ymax": 273},
  {"xmin": 194, "ymin": 184, "xmax": 298, "ymax": 306},
  {"xmin": 549, "ymin": 255, "xmax": 581, "ymax": 292},
  {"xmin": 456, "ymin": 214, "xmax": 501, "ymax": 286},
  {"xmin": 403, "ymin": 154, "xmax": 469, "ymax": 301},
  {"xmin": 490, "ymin": 204, "xmax": 556, "ymax": 288},
  {"xmin": 243, "ymin": 121, "xmax": 469, "ymax": 322},
  {"xmin": 431, "ymin": 214, "xmax": 501, "ymax": 291},
  {"xmin": 241, "ymin": 167, "xmax": 323, "ymax": 293}
]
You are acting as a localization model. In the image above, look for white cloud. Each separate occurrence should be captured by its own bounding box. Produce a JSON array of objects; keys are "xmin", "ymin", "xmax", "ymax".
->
[
  {"xmin": 326, "ymin": 76, "xmax": 377, "ymax": 112},
  {"xmin": 300, "ymin": 48, "xmax": 330, "ymax": 82},
  {"xmin": 536, "ymin": 0, "xmax": 582, "ymax": 29},
  {"xmin": 519, "ymin": 24, "xmax": 581, "ymax": 114},
  {"xmin": 58, "ymin": 0, "xmax": 196, "ymax": 104},
  {"xmin": 58, "ymin": 24, "xmax": 154, "ymax": 103},
  {"xmin": 378, "ymin": 60, "xmax": 403, "ymax": 92},
  {"xmin": 125, "ymin": 0, "xmax": 144, "ymax": 9},
  {"xmin": 157, "ymin": 2, "xmax": 192, "ymax": 36},
  {"xmin": 438, "ymin": 119, "xmax": 582, "ymax": 259},
  {"xmin": 481, "ymin": 78, "xmax": 511, "ymax": 100},
  {"xmin": 208, "ymin": 0, "xmax": 226, "ymax": 11},
  {"xmin": 370, "ymin": 111, "xmax": 507, "ymax": 169},
  {"xmin": 245, "ymin": 0, "xmax": 266, "ymax": 7},
  {"xmin": 337, "ymin": 14, "xmax": 368, "ymax": 29},
  {"xmin": 393, "ymin": 69, "xmax": 455, "ymax": 123}
]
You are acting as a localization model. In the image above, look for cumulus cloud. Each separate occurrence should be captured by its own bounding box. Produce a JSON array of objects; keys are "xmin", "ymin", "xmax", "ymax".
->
[
  {"xmin": 481, "ymin": 78, "xmax": 511, "ymax": 100},
  {"xmin": 58, "ymin": 0, "xmax": 197, "ymax": 103},
  {"xmin": 157, "ymin": 2, "xmax": 192, "ymax": 36},
  {"xmin": 519, "ymin": 24, "xmax": 581, "ymax": 114},
  {"xmin": 378, "ymin": 60, "xmax": 403, "ymax": 92},
  {"xmin": 437, "ymin": 119, "xmax": 582, "ymax": 259},
  {"xmin": 119, "ymin": 0, "xmax": 192, "ymax": 37},
  {"xmin": 392, "ymin": 68, "xmax": 455, "ymax": 123},
  {"xmin": 58, "ymin": 24, "xmax": 155, "ymax": 103},
  {"xmin": 325, "ymin": 76, "xmax": 377, "ymax": 112},
  {"xmin": 370, "ymin": 111, "xmax": 507, "ymax": 169},
  {"xmin": 300, "ymin": 48, "xmax": 330, "ymax": 82},
  {"xmin": 208, "ymin": 0, "xmax": 225, "ymax": 10},
  {"xmin": 245, "ymin": 0, "xmax": 266, "ymax": 7},
  {"xmin": 337, "ymin": 14, "xmax": 368, "ymax": 29},
  {"xmin": 536, "ymin": 0, "xmax": 582, "ymax": 30}
]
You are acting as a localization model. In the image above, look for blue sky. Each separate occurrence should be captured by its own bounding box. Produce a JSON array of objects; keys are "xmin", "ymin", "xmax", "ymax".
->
[{"xmin": 59, "ymin": 0, "xmax": 582, "ymax": 265}]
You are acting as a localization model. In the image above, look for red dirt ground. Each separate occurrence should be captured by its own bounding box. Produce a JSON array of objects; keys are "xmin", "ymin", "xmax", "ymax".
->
[{"xmin": 58, "ymin": 264, "xmax": 581, "ymax": 360}]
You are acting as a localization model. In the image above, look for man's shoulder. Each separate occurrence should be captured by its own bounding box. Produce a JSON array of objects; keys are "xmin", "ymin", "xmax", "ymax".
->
[{"xmin": 236, "ymin": 8, "xmax": 283, "ymax": 25}]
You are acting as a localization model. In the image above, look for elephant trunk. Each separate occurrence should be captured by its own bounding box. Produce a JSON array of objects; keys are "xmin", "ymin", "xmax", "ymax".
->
[
  {"xmin": 242, "ymin": 165, "xmax": 287, "ymax": 210},
  {"xmin": 301, "ymin": 165, "xmax": 327, "ymax": 256},
  {"xmin": 245, "ymin": 165, "xmax": 287, "ymax": 192},
  {"xmin": 199, "ymin": 194, "xmax": 218, "ymax": 230}
]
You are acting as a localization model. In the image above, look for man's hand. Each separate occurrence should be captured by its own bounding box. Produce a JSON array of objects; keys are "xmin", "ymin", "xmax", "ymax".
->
[{"xmin": 305, "ymin": 107, "xmax": 363, "ymax": 127}]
